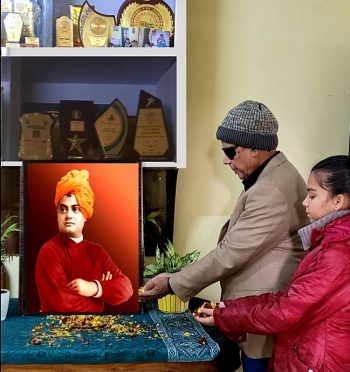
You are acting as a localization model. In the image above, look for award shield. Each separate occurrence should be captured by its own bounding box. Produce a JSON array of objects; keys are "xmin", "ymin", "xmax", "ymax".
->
[
  {"xmin": 56, "ymin": 16, "xmax": 73, "ymax": 47},
  {"xmin": 18, "ymin": 112, "xmax": 54, "ymax": 160},
  {"xmin": 117, "ymin": 0, "xmax": 174, "ymax": 46},
  {"xmin": 59, "ymin": 100, "xmax": 95, "ymax": 159},
  {"xmin": 134, "ymin": 90, "xmax": 169, "ymax": 159},
  {"xmin": 94, "ymin": 98, "xmax": 129, "ymax": 158},
  {"xmin": 79, "ymin": 1, "xmax": 116, "ymax": 47}
]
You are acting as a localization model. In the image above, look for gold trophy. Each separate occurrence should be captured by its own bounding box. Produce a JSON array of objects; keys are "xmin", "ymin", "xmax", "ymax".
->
[
  {"xmin": 79, "ymin": 1, "xmax": 116, "ymax": 47},
  {"xmin": 56, "ymin": 16, "xmax": 73, "ymax": 47}
]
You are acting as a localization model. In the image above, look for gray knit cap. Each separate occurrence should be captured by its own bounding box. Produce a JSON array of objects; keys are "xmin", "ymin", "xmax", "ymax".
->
[{"xmin": 216, "ymin": 100, "xmax": 279, "ymax": 150}]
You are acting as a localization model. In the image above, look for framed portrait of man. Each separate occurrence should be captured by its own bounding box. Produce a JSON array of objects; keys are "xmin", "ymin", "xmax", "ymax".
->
[{"xmin": 20, "ymin": 161, "xmax": 141, "ymax": 315}]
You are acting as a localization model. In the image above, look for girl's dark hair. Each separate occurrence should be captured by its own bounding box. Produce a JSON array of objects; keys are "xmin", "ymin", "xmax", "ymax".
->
[{"xmin": 311, "ymin": 155, "xmax": 350, "ymax": 197}]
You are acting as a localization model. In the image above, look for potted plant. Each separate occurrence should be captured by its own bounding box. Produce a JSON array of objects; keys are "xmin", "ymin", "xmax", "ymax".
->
[
  {"xmin": 1, "ymin": 215, "xmax": 19, "ymax": 321},
  {"xmin": 144, "ymin": 240, "xmax": 200, "ymax": 313}
]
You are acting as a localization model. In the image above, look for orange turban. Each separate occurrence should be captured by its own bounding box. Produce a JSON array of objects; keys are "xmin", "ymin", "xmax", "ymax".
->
[{"xmin": 54, "ymin": 169, "xmax": 94, "ymax": 219}]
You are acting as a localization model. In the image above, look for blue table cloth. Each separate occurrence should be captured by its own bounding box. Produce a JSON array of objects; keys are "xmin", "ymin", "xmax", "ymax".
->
[{"xmin": 1, "ymin": 300, "xmax": 219, "ymax": 364}]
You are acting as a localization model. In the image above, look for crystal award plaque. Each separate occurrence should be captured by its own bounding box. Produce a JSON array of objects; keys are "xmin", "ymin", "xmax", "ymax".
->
[
  {"xmin": 4, "ymin": 12, "xmax": 23, "ymax": 45},
  {"xmin": 18, "ymin": 112, "xmax": 54, "ymax": 160},
  {"xmin": 94, "ymin": 98, "xmax": 128, "ymax": 158},
  {"xmin": 134, "ymin": 90, "xmax": 169, "ymax": 158}
]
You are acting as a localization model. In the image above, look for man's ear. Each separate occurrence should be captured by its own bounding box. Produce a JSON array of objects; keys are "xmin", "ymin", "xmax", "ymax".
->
[
  {"xmin": 250, "ymin": 148, "xmax": 260, "ymax": 158},
  {"xmin": 333, "ymin": 194, "xmax": 350, "ymax": 210}
]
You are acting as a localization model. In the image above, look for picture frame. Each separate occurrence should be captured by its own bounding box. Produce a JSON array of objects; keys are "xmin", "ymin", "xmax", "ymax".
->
[{"xmin": 20, "ymin": 161, "xmax": 142, "ymax": 315}]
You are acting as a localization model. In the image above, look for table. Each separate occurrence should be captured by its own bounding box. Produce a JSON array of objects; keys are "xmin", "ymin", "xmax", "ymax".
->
[{"xmin": 1, "ymin": 299, "xmax": 220, "ymax": 372}]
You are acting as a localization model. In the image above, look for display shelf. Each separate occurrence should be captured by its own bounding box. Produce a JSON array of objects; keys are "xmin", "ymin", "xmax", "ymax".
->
[
  {"xmin": 1, "ymin": 46, "xmax": 179, "ymax": 57},
  {"xmin": 1, "ymin": 0, "xmax": 186, "ymax": 168}
]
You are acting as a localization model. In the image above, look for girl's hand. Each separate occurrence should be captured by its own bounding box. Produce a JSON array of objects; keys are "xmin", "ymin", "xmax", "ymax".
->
[{"xmin": 194, "ymin": 307, "xmax": 216, "ymax": 326}]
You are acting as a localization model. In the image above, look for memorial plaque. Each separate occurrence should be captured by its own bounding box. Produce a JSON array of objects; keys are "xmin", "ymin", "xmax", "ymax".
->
[
  {"xmin": 59, "ymin": 100, "xmax": 95, "ymax": 158},
  {"xmin": 79, "ymin": 1, "xmax": 116, "ymax": 48},
  {"xmin": 134, "ymin": 90, "xmax": 169, "ymax": 158},
  {"xmin": 18, "ymin": 112, "xmax": 54, "ymax": 160},
  {"xmin": 56, "ymin": 16, "xmax": 73, "ymax": 47},
  {"xmin": 95, "ymin": 98, "xmax": 129, "ymax": 158},
  {"xmin": 4, "ymin": 12, "xmax": 23, "ymax": 43}
]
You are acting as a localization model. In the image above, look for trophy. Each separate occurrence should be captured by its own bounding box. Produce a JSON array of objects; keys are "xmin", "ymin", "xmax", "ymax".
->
[
  {"xmin": 3, "ymin": 12, "xmax": 23, "ymax": 47},
  {"xmin": 56, "ymin": 16, "xmax": 73, "ymax": 47},
  {"xmin": 79, "ymin": 1, "xmax": 116, "ymax": 47},
  {"xmin": 13, "ymin": 0, "xmax": 41, "ymax": 44},
  {"xmin": 69, "ymin": 5, "xmax": 82, "ymax": 47},
  {"xmin": 134, "ymin": 90, "xmax": 169, "ymax": 159},
  {"xmin": 94, "ymin": 98, "xmax": 128, "ymax": 158},
  {"xmin": 18, "ymin": 112, "xmax": 54, "ymax": 160},
  {"xmin": 59, "ymin": 100, "xmax": 95, "ymax": 159}
]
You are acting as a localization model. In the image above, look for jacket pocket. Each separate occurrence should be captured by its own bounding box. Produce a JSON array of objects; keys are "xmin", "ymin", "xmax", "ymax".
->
[{"xmin": 293, "ymin": 335, "xmax": 325, "ymax": 371}]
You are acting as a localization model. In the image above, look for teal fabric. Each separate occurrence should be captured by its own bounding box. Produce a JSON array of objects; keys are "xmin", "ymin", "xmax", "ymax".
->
[{"xmin": 1, "ymin": 300, "xmax": 219, "ymax": 364}]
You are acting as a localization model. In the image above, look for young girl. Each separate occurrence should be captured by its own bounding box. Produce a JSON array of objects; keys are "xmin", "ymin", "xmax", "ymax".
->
[{"xmin": 195, "ymin": 155, "xmax": 350, "ymax": 372}]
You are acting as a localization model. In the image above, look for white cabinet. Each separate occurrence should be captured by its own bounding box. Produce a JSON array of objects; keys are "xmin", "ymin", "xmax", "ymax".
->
[{"xmin": 1, "ymin": 0, "xmax": 186, "ymax": 168}]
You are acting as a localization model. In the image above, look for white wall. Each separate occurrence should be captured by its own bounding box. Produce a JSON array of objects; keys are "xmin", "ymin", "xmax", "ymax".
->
[
  {"xmin": 4, "ymin": 256, "xmax": 20, "ymax": 298},
  {"xmin": 173, "ymin": 0, "xmax": 350, "ymax": 302}
]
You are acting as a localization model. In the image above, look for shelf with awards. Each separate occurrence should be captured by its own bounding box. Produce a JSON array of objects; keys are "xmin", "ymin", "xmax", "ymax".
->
[
  {"xmin": 1, "ymin": 54, "xmax": 185, "ymax": 168},
  {"xmin": 1, "ymin": 0, "xmax": 186, "ymax": 168},
  {"xmin": 1, "ymin": 0, "xmax": 178, "ymax": 49}
]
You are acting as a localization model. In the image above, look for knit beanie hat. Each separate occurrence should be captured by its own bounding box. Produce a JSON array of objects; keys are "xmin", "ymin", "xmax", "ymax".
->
[{"xmin": 216, "ymin": 100, "xmax": 279, "ymax": 150}]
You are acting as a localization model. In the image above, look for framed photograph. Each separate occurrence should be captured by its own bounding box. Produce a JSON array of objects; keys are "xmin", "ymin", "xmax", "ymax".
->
[
  {"xmin": 20, "ymin": 161, "xmax": 142, "ymax": 315},
  {"xmin": 121, "ymin": 26, "xmax": 139, "ymax": 47},
  {"xmin": 150, "ymin": 30, "xmax": 170, "ymax": 48}
]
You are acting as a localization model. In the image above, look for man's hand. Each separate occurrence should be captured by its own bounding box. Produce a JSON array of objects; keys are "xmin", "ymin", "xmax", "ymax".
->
[
  {"xmin": 139, "ymin": 273, "xmax": 171, "ymax": 301},
  {"xmin": 68, "ymin": 278, "xmax": 98, "ymax": 297}
]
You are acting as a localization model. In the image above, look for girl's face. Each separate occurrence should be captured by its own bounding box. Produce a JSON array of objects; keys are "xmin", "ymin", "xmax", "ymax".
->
[{"xmin": 302, "ymin": 172, "xmax": 337, "ymax": 222}]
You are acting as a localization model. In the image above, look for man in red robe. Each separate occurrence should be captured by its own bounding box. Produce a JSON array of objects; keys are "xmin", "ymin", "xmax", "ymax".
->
[{"xmin": 35, "ymin": 169, "xmax": 133, "ymax": 312}]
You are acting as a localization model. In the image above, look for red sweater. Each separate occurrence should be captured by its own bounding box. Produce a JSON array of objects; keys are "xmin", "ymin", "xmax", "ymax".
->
[{"xmin": 35, "ymin": 233, "xmax": 133, "ymax": 312}]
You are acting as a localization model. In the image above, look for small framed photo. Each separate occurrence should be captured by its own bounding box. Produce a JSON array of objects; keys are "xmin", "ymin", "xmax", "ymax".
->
[
  {"xmin": 109, "ymin": 25, "xmax": 122, "ymax": 47},
  {"xmin": 150, "ymin": 30, "xmax": 170, "ymax": 48},
  {"xmin": 121, "ymin": 26, "xmax": 139, "ymax": 47},
  {"xmin": 138, "ymin": 27, "xmax": 151, "ymax": 47}
]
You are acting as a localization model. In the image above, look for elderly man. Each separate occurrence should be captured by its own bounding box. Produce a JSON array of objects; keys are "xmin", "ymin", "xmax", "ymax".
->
[
  {"xmin": 140, "ymin": 100, "xmax": 309, "ymax": 371},
  {"xmin": 35, "ymin": 169, "xmax": 133, "ymax": 313}
]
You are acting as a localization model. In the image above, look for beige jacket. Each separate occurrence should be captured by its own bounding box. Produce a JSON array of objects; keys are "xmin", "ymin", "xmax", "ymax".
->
[{"xmin": 170, "ymin": 152, "xmax": 309, "ymax": 358}]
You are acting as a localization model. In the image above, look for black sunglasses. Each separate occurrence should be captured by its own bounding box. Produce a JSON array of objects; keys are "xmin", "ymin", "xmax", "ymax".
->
[{"xmin": 222, "ymin": 146, "xmax": 238, "ymax": 160}]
